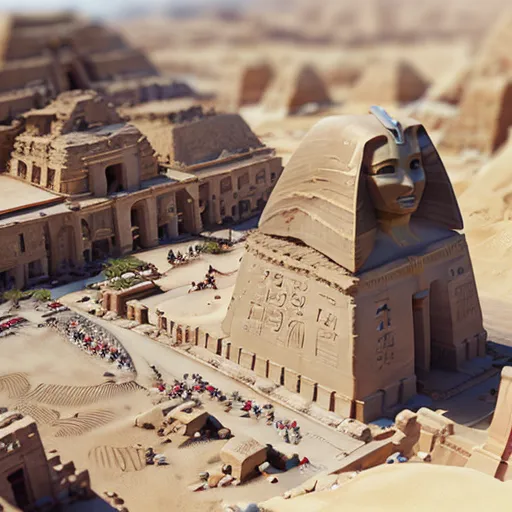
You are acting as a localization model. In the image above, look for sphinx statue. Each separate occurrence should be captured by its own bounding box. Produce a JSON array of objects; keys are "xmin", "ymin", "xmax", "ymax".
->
[{"xmin": 223, "ymin": 107, "xmax": 487, "ymax": 422}]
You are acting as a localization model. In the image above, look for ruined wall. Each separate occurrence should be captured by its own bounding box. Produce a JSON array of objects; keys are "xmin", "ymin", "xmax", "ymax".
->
[
  {"xmin": 84, "ymin": 50, "xmax": 156, "ymax": 82},
  {"xmin": 0, "ymin": 122, "xmax": 23, "ymax": 172},
  {"xmin": 137, "ymin": 135, "xmax": 159, "ymax": 182},
  {"xmin": 0, "ymin": 58, "xmax": 54, "ymax": 94},
  {"xmin": 0, "ymin": 90, "xmax": 41, "ymax": 124},
  {"xmin": 0, "ymin": 221, "xmax": 47, "ymax": 276},
  {"xmin": 0, "ymin": 420, "xmax": 54, "ymax": 507},
  {"xmin": 200, "ymin": 156, "xmax": 282, "ymax": 226},
  {"xmin": 170, "ymin": 115, "xmax": 263, "ymax": 167}
]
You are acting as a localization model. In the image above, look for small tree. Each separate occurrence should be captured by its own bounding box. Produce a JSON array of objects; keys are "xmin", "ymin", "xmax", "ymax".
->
[
  {"xmin": 2, "ymin": 289, "xmax": 23, "ymax": 306},
  {"xmin": 31, "ymin": 289, "xmax": 52, "ymax": 302}
]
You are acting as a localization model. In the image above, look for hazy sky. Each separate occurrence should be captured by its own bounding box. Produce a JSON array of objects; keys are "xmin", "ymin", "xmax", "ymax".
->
[{"xmin": 0, "ymin": 0, "xmax": 245, "ymax": 18}]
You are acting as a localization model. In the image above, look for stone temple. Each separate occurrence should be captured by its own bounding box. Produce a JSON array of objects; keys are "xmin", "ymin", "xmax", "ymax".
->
[{"xmin": 223, "ymin": 107, "xmax": 487, "ymax": 422}]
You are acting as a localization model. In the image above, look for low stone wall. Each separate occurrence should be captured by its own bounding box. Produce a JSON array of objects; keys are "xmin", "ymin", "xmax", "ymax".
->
[{"xmin": 154, "ymin": 312, "xmax": 351, "ymax": 418}]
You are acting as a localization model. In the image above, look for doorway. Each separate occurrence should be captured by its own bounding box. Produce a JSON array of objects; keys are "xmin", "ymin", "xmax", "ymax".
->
[
  {"xmin": 8, "ymin": 468, "xmax": 30, "ymax": 509},
  {"xmin": 105, "ymin": 163, "xmax": 124, "ymax": 195},
  {"xmin": 412, "ymin": 289, "xmax": 431, "ymax": 380},
  {"xmin": 175, "ymin": 190, "xmax": 196, "ymax": 234}
]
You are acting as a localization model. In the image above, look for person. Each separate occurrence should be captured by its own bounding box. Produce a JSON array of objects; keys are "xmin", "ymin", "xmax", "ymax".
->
[
  {"xmin": 188, "ymin": 281, "xmax": 198, "ymax": 293},
  {"xmin": 189, "ymin": 246, "xmax": 194, "ymax": 257}
]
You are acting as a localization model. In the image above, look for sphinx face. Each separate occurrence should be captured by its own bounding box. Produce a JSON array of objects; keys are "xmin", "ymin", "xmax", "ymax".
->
[{"xmin": 366, "ymin": 130, "xmax": 426, "ymax": 218}]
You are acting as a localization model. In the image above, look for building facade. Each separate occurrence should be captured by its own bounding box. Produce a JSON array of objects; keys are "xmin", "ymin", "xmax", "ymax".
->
[{"xmin": 0, "ymin": 93, "xmax": 281, "ymax": 291}]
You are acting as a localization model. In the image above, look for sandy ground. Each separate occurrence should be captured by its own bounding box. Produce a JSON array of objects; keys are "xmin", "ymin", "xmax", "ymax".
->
[{"xmin": 0, "ymin": 296, "xmax": 368, "ymax": 512}]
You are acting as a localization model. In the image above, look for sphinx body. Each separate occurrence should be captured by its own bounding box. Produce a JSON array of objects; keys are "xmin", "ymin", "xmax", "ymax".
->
[{"xmin": 223, "ymin": 108, "xmax": 486, "ymax": 422}]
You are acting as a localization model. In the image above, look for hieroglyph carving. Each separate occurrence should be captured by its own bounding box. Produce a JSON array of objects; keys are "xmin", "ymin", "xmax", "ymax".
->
[
  {"xmin": 315, "ymin": 300, "xmax": 339, "ymax": 367},
  {"xmin": 448, "ymin": 275, "xmax": 480, "ymax": 323},
  {"xmin": 244, "ymin": 271, "xmax": 308, "ymax": 349}
]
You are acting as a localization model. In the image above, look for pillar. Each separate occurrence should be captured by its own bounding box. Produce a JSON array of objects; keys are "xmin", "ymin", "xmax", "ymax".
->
[{"xmin": 413, "ymin": 289, "xmax": 431, "ymax": 379}]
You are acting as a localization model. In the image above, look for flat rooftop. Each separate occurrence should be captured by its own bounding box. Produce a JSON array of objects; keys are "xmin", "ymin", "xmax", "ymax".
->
[{"xmin": 0, "ymin": 174, "xmax": 64, "ymax": 217}]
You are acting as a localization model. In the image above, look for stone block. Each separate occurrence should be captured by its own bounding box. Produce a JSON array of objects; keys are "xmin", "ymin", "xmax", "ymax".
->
[
  {"xmin": 206, "ymin": 336, "xmax": 221, "ymax": 355},
  {"xmin": 334, "ymin": 393, "xmax": 353, "ymax": 418},
  {"xmin": 316, "ymin": 384, "xmax": 335, "ymax": 412},
  {"xmin": 400, "ymin": 375, "xmax": 417, "ymax": 404},
  {"xmin": 383, "ymin": 381, "xmax": 401, "ymax": 409},
  {"xmin": 268, "ymin": 361, "xmax": 284, "ymax": 385},
  {"xmin": 355, "ymin": 390, "xmax": 384, "ymax": 423},
  {"xmin": 134, "ymin": 304, "xmax": 148, "ymax": 324},
  {"xmin": 254, "ymin": 356, "xmax": 268, "ymax": 378},
  {"xmin": 417, "ymin": 431, "xmax": 435, "ymax": 453},
  {"xmin": 197, "ymin": 329, "xmax": 207, "ymax": 348},
  {"xmin": 466, "ymin": 336, "xmax": 478, "ymax": 360},
  {"xmin": 284, "ymin": 368, "xmax": 300, "ymax": 393},
  {"xmin": 220, "ymin": 436, "xmax": 267, "ymax": 483},
  {"xmin": 239, "ymin": 350, "xmax": 255, "ymax": 371},
  {"xmin": 300, "ymin": 376, "xmax": 316, "ymax": 403}
]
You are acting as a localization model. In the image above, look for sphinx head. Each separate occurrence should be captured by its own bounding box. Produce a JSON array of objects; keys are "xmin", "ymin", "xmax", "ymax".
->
[
  {"xmin": 259, "ymin": 107, "xmax": 463, "ymax": 273},
  {"xmin": 366, "ymin": 106, "xmax": 426, "ymax": 220}
]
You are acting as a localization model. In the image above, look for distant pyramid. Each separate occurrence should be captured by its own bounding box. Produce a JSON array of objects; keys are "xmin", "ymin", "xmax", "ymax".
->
[
  {"xmin": 440, "ymin": 77, "xmax": 512, "ymax": 156},
  {"xmin": 261, "ymin": 63, "xmax": 331, "ymax": 115},
  {"xmin": 472, "ymin": 11, "xmax": 512, "ymax": 78},
  {"xmin": 350, "ymin": 59, "xmax": 429, "ymax": 104}
]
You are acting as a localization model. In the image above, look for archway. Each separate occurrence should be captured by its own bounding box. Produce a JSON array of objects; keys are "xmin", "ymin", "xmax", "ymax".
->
[
  {"xmin": 175, "ymin": 190, "xmax": 197, "ymax": 234},
  {"xmin": 8, "ymin": 469, "xmax": 30, "ymax": 509}
]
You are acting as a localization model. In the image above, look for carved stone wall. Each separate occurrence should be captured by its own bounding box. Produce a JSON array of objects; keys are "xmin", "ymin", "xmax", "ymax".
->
[{"xmin": 224, "ymin": 231, "xmax": 486, "ymax": 422}]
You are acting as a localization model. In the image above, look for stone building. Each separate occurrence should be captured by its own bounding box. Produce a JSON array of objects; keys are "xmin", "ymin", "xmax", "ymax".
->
[
  {"xmin": 0, "ymin": 12, "xmax": 195, "ymax": 170},
  {"xmin": 0, "ymin": 92, "xmax": 281, "ymax": 291},
  {"xmin": 0, "ymin": 413, "xmax": 90, "ymax": 510},
  {"xmin": 0, "ymin": 91, "xmax": 202, "ymax": 290},
  {"xmin": 129, "ymin": 105, "xmax": 283, "ymax": 228},
  {"xmin": 223, "ymin": 107, "xmax": 486, "ymax": 422}
]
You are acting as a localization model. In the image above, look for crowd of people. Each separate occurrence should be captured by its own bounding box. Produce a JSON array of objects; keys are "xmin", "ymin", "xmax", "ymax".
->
[
  {"xmin": 48, "ymin": 313, "xmax": 134, "ymax": 372},
  {"xmin": 150, "ymin": 367, "xmax": 302, "ymax": 445}
]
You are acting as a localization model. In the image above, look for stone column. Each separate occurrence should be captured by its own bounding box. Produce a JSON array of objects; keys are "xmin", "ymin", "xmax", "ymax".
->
[
  {"xmin": 185, "ymin": 183, "xmax": 203, "ymax": 233},
  {"xmin": 114, "ymin": 202, "xmax": 133, "ymax": 255},
  {"xmin": 141, "ymin": 197, "xmax": 159, "ymax": 248},
  {"xmin": 413, "ymin": 289, "xmax": 431, "ymax": 378}
]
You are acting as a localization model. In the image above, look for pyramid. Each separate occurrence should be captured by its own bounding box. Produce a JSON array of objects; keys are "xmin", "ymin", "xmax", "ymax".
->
[
  {"xmin": 350, "ymin": 59, "xmax": 429, "ymax": 104},
  {"xmin": 261, "ymin": 64, "xmax": 331, "ymax": 115},
  {"xmin": 237, "ymin": 62, "xmax": 274, "ymax": 107},
  {"xmin": 471, "ymin": 11, "xmax": 512, "ymax": 78},
  {"xmin": 440, "ymin": 77, "xmax": 512, "ymax": 155},
  {"xmin": 427, "ymin": 61, "xmax": 471, "ymax": 105}
]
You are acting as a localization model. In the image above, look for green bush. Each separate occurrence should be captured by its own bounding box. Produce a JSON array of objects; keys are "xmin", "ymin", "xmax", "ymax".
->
[
  {"xmin": 31, "ymin": 289, "xmax": 52, "ymax": 302},
  {"xmin": 109, "ymin": 277, "xmax": 143, "ymax": 290},
  {"xmin": 103, "ymin": 257, "xmax": 146, "ymax": 279},
  {"xmin": 199, "ymin": 241, "xmax": 224, "ymax": 255}
]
